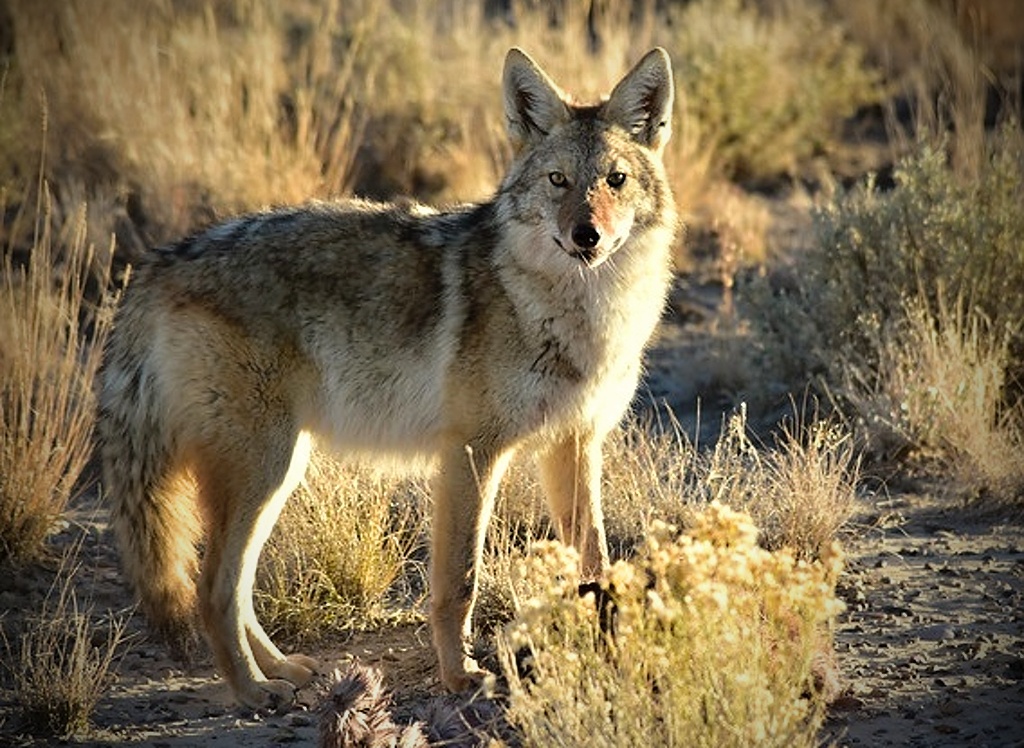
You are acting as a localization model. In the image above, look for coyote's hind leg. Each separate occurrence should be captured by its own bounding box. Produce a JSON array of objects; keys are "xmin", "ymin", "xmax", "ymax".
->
[{"xmin": 197, "ymin": 430, "xmax": 314, "ymax": 709}]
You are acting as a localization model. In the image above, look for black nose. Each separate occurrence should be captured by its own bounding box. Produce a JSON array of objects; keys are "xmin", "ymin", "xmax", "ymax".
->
[{"xmin": 572, "ymin": 223, "xmax": 600, "ymax": 250}]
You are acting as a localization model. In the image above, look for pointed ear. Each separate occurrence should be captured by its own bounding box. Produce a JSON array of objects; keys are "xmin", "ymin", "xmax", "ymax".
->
[
  {"xmin": 603, "ymin": 48, "xmax": 674, "ymax": 154},
  {"xmin": 503, "ymin": 48, "xmax": 570, "ymax": 150}
]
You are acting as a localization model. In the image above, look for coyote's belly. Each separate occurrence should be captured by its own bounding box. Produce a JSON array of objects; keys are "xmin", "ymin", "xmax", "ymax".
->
[{"xmin": 304, "ymin": 334, "xmax": 453, "ymax": 459}]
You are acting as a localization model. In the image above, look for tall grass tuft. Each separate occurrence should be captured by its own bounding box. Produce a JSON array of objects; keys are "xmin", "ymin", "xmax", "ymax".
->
[
  {"xmin": 255, "ymin": 452, "xmax": 423, "ymax": 646},
  {"xmin": 0, "ymin": 179, "xmax": 117, "ymax": 566},
  {"xmin": 845, "ymin": 296, "xmax": 1023, "ymax": 497},
  {"xmin": 500, "ymin": 503, "xmax": 845, "ymax": 747},
  {"xmin": 4, "ymin": 546, "xmax": 130, "ymax": 738}
]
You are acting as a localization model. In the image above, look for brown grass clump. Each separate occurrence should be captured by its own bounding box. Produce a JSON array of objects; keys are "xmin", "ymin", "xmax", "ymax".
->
[
  {"xmin": 255, "ymin": 452, "xmax": 423, "ymax": 645},
  {"xmin": 3, "ymin": 548, "xmax": 130, "ymax": 738},
  {"xmin": 500, "ymin": 503, "xmax": 845, "ymax": 747},
  {"xmin": 0, "ymin": 181, "xmax": 118, "ymax": 566}
]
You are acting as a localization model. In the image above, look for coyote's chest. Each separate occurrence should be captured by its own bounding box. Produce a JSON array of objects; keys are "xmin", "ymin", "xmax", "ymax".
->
[{"xmin": 508, "ymin": 298, "xmax": 652, "ymax": 437}]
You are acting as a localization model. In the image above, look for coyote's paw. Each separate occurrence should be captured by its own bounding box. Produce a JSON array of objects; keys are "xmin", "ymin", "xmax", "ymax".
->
[
  {"xmin": 238, "ymin": 678, "xmax": 298, "ymax": 712},
  {"xmin": 268, "ymin": 653, "xmax": 320, "ymax": 687},
  {"xmin": 440, "ymin": 658, "xmax": 490, "ymax": 693}
]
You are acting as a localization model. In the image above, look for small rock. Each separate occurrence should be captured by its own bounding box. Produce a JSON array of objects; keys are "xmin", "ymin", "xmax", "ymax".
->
[{"xmin": 919, "ymin": 624, "xmax": 956, "ymax": 641}]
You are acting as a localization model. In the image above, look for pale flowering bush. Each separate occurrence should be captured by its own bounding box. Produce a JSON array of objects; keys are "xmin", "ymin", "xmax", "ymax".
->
[{"xmin": 499, "ymin": 503, "xmax": 844, "ymax": 748}]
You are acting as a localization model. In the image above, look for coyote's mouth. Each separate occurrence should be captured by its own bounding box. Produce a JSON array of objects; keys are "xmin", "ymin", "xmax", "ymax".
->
[{"xmin": 554, "ymin": 236, "xmax": 600, "ymax": 266}]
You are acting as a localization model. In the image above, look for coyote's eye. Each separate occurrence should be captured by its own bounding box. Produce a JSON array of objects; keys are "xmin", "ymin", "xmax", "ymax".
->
[
  {"xmin": 607, "ymin": 171, "xmax": 627, "ymax": 188},
  {"xmin": 549, "ymin": 171, "xmax": 568, "ymax": 188}
]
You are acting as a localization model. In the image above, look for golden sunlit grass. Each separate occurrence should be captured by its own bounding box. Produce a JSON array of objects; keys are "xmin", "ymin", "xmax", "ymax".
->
[
  {"xmin": 704, "ymin": 408, "xmax": 860, "ymax": 558},
  {"xmin": 499, "ymin": 503, "xmax": 845, "ymax": 747},
  {"xmin": 846, "ymin": 296, "xmax": 1023, "ymax": 497},
  {"xmin": 255, "ymin": 452, "xmax": 423, "ymax": 646},
  {"xmin": 0, "ymin": 182, "xmax": 118, "ymax": 566},
  {"xmin": 601, "ymin": 408, "xmax": 859, "ymax": 561},
  {"xmin": 7, "ymin": 0, "xmax": 363, "ymax": 239},
  {"xmin": 3, "ymin": 0, "xmax": 885, "ymax": 249}
]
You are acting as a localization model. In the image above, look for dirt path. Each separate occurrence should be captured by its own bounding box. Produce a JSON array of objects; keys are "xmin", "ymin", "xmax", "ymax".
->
[{"xmin": 825, "ymin": 490, "xmax": 1024, "ymax": 747}]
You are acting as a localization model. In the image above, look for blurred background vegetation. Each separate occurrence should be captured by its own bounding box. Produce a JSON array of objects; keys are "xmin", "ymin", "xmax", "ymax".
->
[{"xmin": 0, "ymin": 0, "xmax": 1016, "ymax": 251}]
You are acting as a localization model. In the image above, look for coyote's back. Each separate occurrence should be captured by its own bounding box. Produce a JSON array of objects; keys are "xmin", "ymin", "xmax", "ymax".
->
[{"xmin": 98, "ymin": 46, "xmax": 677, "ymax": 709}]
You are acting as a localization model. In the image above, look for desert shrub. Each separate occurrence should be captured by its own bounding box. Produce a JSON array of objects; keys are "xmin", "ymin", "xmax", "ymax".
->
[
  {"xmin": 0, "ymin": 186, "xmax": 117, "ymax": 566},
  {"xmin": 3, "ymin": 550, "xmax": 130, "ymax": 738},
  {"xmin": 843, "ymin": 296, "xmax": 1023, "ymax": 495},
  {"xmin": 746, "ymin": 125, "xmax": 1024, "ymax": 490},
  {"xmin": 499, "ymin": 503, "xmax": 845, "ymax": 748},
  {"xmin": 670, "ymin": 0, "xmax": 880, "ymax": 182},
  {"xmin": 255, "ymin": 453, "xmax": 423, "ymax": 645},
  {"xmin": 814, "ymin": 129, "xmax": 1024, "ymax": 362}
]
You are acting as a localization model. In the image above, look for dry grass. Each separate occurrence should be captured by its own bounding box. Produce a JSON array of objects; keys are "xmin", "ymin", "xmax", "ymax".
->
[
  {"xmin": 602, "ymin": 408, "xmax": 859, "ymax": 561},
  {"xmin": 255, "ymin": 451, "xmax": 424, "ymax": 646},
  {"xmin": 1, "ymin": 0, "xmax": 886, "ymax": 253},
  {"xmin": 836, "ymin": 0, "xmax": 1000, "ymax": 174},
  {"xmin": 7, "ymin": 0, "xmax": 363, "ymax": 241},
  {"xmin": 2, "ymin": 545, "xmax": 131, "ymax": 738},
  {"xmin": 499, "ymin": 504, "xmax": 845, "ymax": 747},
  {"xmin": 703, "ymin": 407, "xmax": 860, "ymax": 559},
  {"xmin": 845, "ymin": 296, "xmax": 1023, "ymax": 497},
  {"xmin": 745, "ymin": 123, "xmax": 1024, "ymax": 500},
  {"xmin": 0, "ymin": 178, "xmax": 118, "ymax": 566}
]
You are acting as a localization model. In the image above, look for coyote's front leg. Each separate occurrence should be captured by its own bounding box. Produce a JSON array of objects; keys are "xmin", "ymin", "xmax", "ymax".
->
[
  {"xmin": 538, "ymin": 429, "xmax": 609, "ymax": 578},
  {"xmin": 430, "ymin": 441, "xmax": 513, "ymax": 691}
]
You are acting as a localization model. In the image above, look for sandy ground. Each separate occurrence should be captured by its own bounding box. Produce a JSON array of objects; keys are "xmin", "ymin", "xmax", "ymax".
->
[
  {"xmin": 2, "ymin": 274, "xmax": 1023, "ymax": 747},
  {"xmin": 825, "ymin": 489, "xmax": 1024, "ymax": 747}
]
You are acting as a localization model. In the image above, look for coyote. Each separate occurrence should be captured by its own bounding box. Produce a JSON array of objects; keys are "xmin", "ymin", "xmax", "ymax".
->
[{"xmin": 98, "ymin": 47, "xmax": 676, "ymax": 709}]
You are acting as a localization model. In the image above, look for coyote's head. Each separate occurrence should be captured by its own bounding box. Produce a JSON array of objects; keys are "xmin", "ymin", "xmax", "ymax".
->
[{"xmin": 499, "ymin": 47, "xmax": 674, "ymax": 270}]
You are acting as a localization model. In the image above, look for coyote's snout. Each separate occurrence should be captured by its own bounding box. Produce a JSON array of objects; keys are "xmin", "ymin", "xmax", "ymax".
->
[
  {"xmin": 552, "ymin": 175, "xmax": 636, "ymax": 267},
  {"xmin": 98, "ymin": 46, "xmax": 677, "ymax": 709}
]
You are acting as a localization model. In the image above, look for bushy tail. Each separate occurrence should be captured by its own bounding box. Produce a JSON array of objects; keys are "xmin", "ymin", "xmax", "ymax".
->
[{"xmin": 97, "ymin": 313, "xmax": 202, "ymax": 661}]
